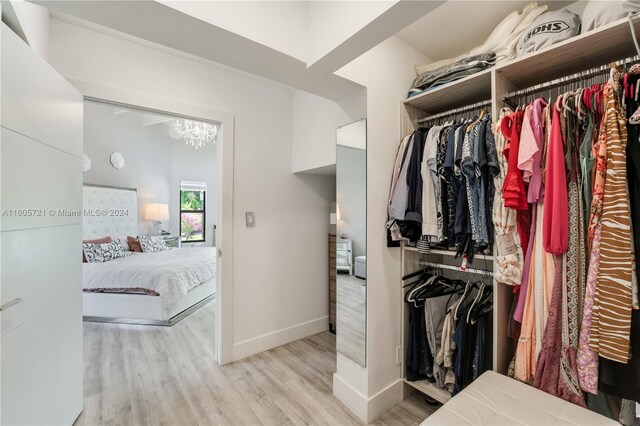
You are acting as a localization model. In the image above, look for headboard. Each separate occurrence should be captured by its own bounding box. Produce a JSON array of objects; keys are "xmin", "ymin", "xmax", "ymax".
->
[{"xmin": 83, "ymin": 184, "xmax": 138, "ymax": 239}]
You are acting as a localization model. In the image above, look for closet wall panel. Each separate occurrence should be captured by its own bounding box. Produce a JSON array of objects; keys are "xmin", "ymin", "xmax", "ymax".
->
[
  {"xmin": 1, "ymin": 224, "xmax": 82, "ymax": 336},
  {"xmin": 0, "ymin": 22, "xmax": 83, "ymax": 425},
  {"xmin": 490, "ymin": 70, "xmax": 517, "ymax": 374},
  {"xmin": 1, "ymin": 292, "xmax": 83, "ymax": 425},
  {"xmin": 0, "ymin": 25, "xmax": 82, "ymax": 157},
  {"xmin": 0, "ymin": 127, "xmax": 82, "ymax": 231}
]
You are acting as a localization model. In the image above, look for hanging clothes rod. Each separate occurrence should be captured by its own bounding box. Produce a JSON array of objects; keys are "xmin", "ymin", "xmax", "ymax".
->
[
  {"xmin": 418, "ymin": 260, "xmax": 494, "ymax": 277},
  {"xmin": 417, "ymin": 99, "xmax": 492, "ymax": 124},
  {"xmin": 502, "ymin": 55, "xmax": 640, "ymax": 106}
]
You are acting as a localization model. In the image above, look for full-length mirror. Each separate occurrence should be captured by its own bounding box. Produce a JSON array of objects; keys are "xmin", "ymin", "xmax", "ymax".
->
[{"xmin": 336, "ymin": 119, "xmax": 367, "ymax": 367}]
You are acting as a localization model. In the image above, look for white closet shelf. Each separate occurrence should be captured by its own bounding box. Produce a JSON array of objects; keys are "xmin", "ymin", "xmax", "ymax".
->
[
  {"xmin": 403, "ymin": 68, "xmax": 492, "ymax": 114},
  {"xmin": 403, "ymin": 245, "xmax": 494, "ymax": 261},
  {"xmin": 496, "ymin": 15, "xmax": 640, "ymax": 88},
  {"xmin": 403, "ymin": 379, "xmax": 452, "ymax": 405},
  {"xmin": 403, "ymin": 15, "xmax": 640, "ymax": 116}
]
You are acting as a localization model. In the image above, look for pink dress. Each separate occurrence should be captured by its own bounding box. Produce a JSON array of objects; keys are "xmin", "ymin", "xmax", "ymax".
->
[
  {"xmin": 542, "ymin": 97, "xmax": 569, "ymax": 255},
  {"xmin": 514, "ymin": 99, "xmax": 547, "ymax": 323},
  {"xmin": 514, "ymin": 100, "xmax": 548, "ymax": 380}
]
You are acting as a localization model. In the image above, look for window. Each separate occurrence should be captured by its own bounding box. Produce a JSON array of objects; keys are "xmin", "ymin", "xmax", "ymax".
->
[{"xmin": 180, "ymin": 181, "xmax": 206, "ymax": 243}]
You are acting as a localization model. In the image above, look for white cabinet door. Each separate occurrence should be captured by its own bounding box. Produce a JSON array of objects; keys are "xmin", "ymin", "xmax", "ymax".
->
[{"xmin": 1, "ymin": 23, "xmax": 83, "ymax": 425}]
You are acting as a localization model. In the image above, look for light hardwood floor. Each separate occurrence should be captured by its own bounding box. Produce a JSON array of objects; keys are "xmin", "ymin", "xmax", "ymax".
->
[{"xmin": 77, "ymin": 300, "xmax": 435, "ymax": 425}]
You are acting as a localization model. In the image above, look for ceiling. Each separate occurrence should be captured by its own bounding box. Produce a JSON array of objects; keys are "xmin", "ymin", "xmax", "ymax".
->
[
  {"xmin": 32, "ymin": 0, "xmax": 580, "ymax": 100},
  {"xmin": 395, "ymin": 0, "xmax": 576, "ymax": 62},
  {"xmin": 35, "ymin": 0, "xmax": 443, "ymax": 100}
]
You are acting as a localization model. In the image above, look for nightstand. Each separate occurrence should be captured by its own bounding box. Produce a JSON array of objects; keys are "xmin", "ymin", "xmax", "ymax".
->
[
  {"xmin": 336, "ymin": 237, "xmax": 353, "ymax": 275},
  {"xmin": 160, "ymin": 235, "xmax": 181, "ymax": 248}
]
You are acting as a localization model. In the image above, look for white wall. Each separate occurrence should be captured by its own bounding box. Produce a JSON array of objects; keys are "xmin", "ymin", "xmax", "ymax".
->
[
  {"xmin": 160, "ymin": 0, "xmax": 397, "ymax": 67},
  {"xmin": 291, "ymin": 88, "xmax": 365, "ymax": 173},
  {"xmin": 8, "ymin": 0, "xmax": 50, "ymax": 62},
  {"xmin": 306, "ymin": 1, "xmax": 396, "ymax": 66},
  {"xmin": 159, "ymin": 1, "xmax": 308, "ymax": 61},
  {"xmin": 83, "ymin": 101, "xmax": 218, "ymax": 245},
  {"xmin": 337, "ymin": 118, "xmax": 366, "ymax": 150},
  {"xmin": 334, "ymin": 36, "xmax": 429, "ymax": 421},
  {"xmin": 50, "ymin": 18, "xmax": 335, "ymax": 359}
]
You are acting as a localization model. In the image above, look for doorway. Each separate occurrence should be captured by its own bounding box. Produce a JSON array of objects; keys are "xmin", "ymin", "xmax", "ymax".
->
[{"xmin": 77, "ymin": 83, "xmax": 234, "ymax": 364}]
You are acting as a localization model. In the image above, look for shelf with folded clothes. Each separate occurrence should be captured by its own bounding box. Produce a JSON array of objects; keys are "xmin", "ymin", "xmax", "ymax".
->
[
  {"xmin": 495, "ymin": 14, "xmax": 640, "ymax": 89},
  {"xmin": 402, "ymin": 68, "xmax": 493, "ymax": 115}
]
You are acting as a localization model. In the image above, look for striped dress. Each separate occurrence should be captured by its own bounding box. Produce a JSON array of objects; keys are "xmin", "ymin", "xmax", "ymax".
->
[{"xmin": 591, "ymin": 67, "xmax": 634, "ymax": 363}]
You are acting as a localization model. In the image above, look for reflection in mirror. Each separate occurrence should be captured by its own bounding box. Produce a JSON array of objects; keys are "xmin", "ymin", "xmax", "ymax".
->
[{"xmin": 336, "ymin": 119, "xmax": 366, "ymax": 367}]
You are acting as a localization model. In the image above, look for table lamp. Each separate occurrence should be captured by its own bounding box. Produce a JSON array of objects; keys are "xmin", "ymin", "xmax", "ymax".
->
[{"xmin": 145, "ymin": 203, "xmax": 169, "ymax": 235}]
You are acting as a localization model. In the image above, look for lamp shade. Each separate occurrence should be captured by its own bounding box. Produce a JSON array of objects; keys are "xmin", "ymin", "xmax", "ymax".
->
[{"xmin": 145, "ymin": 203, "xmax": 169, "ymax": 221}]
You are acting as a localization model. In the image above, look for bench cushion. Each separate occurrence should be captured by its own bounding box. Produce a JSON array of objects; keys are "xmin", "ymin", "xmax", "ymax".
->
[{"xmin": 421, "ymin": 371, "xmax": 618, "ymax": 425}]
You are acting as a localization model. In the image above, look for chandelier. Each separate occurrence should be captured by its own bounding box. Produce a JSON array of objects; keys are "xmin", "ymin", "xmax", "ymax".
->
[{"xmin": 173, "ymin": 119, "xmax": 217, "ymax": 149}]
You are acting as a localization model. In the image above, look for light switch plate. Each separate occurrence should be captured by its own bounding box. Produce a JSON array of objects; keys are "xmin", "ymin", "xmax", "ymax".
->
[{"xmin": 245, "ymin": 212, "xmax": 255, "ymax": 228}]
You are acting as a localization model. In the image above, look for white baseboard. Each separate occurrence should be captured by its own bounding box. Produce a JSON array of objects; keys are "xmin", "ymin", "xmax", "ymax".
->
[
  {"xmin": 232, "ymin": 316, "xmax": 328, "ymax": 361},
  {"xmin": 333, "ymin": 374, "xmax": 403, "ymax": 423},
  {"xmin": 366, "ymin": 379, "xmax": 403, "ymax": 422},
  {"xmin": 333, "ymin": 373, "xmax": 368, "ymax": 422}
]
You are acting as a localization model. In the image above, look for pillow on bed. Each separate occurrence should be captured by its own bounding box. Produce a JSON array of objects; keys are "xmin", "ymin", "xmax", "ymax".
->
[
  {"xmin": 127, "ymin": 236, "xmax": 143, "ymax": 252},
  {"xmin": 82, "ymin": 236, "xmax": 112, "ymax": 263},
  {"xmin": 138, "ymin": 235, "xmax": 168, "ymax": 253},
  {"xmin": 116, "ymin": 237, "xmax": 131, "ymax": 251},
  {"xmin": 83, "ymin": 240, "xmax": 126, "ymax": 263}
]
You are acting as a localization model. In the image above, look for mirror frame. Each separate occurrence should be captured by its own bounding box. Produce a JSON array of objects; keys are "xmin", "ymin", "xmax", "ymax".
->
[{"xmin": 335, "ymin": 118, "xmax": 367, "ymax": 367}]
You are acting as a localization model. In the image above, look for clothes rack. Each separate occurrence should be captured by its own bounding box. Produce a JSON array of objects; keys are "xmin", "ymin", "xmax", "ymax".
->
[
  {"xmin": 417, "ymin": 260, "xmax": 493, "ymax": 278},
  {"xmin": 502, "ymin": 55, "xmax": 640, "ymax": 107},
  {"xmin": 417, "ymin": 99, "xmax": 492, "ymax": 124}
]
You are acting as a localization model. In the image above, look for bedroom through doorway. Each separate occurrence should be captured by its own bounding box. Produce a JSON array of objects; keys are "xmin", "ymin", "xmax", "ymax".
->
[{"xmin": 80, "ymin": 98, "xmax": 227, "ymax": 364}]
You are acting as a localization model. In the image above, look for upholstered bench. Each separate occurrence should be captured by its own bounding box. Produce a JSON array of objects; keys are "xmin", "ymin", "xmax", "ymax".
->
[{"xmin": 421, "ymin": 371, "xmax": 618, "ymax": 425}]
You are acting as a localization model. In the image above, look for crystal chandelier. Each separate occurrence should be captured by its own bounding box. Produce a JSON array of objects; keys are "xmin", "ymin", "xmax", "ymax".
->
[{"xmin": 173, "ymin": 119, "xmax": 217, "ymax": 149}]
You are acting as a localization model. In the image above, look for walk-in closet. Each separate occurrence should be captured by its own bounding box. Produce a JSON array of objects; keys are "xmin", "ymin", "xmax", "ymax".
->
[{"xmin": 392, "ymin": 10, "xmax": 640, "ymax": 424}]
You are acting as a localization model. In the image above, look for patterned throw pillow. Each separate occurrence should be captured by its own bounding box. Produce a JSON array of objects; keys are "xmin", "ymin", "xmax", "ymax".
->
[
  {"xmin": 83, "ymin": 240, "xmax": 126, "ymax": 263},
  {"xmin": 138, "ymin": 235, "xmax": 168, "ymax": 253}
]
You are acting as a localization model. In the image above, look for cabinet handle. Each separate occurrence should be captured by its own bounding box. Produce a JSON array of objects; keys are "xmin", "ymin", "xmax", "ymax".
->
[{"xmin": 0, "ymin": 298, "xmax": 23, "ymax": 311}]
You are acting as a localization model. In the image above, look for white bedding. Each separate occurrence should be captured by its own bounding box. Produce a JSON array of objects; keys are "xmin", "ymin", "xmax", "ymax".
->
[{"xmin": 83, "ymin": 247, "xmax": 216, "ymax": 310}]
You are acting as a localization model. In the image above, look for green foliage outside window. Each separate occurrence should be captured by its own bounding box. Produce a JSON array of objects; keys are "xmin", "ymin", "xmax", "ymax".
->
[
  {"xmin": 180, "ymin": 190, "xmax": 204, "ymax": 210},
  {"xmin": 180, "ymin": 189, "xmax": 205, "ymax": 242}
]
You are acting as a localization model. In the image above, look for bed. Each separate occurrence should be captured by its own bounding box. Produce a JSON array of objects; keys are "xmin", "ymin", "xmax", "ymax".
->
[{"xmin": 82, "ymin": 184, "xmax": 216, "ymax": 326}]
